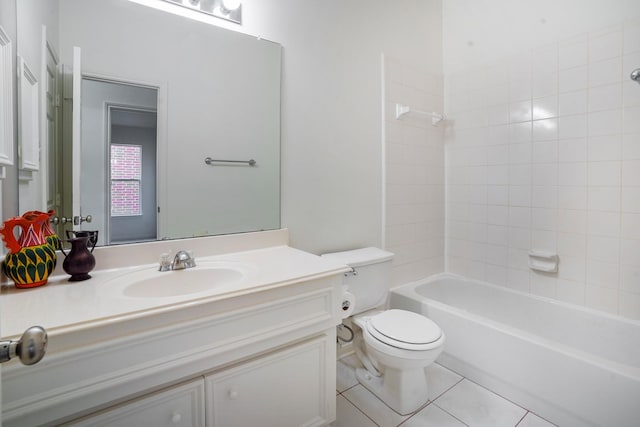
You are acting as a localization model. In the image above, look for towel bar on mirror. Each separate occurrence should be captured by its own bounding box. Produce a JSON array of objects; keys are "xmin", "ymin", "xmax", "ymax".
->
[{"xmin": 204, "ymin": 157, "xmax": 256, "ymax": 166}]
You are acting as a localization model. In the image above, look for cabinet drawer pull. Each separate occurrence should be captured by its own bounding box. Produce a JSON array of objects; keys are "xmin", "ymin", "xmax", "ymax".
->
[
  {"xmin": 228, "ymin": 389, "xmax": 239, "ymax": 400},
  {"xmin": 171, "ymin": 412, "xmax": 182, "ymax": 423}
]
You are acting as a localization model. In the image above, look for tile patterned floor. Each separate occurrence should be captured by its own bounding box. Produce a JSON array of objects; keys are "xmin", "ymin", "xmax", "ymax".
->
[{"xmin": 332, "ymin": 355, "xmax": 557, "ymax": 427}]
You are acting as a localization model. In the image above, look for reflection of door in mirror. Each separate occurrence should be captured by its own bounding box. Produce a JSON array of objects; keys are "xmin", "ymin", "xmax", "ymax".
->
[
  {"xmin": 79, "ymin": 78, "xmax": 158, "ymax": 246},
  {"xmin": 108, "ymin": 108, "xmax": 157, "ymax": 245},
  {"xmin": 43, "ymin": 33, "xmax": 61, "ymax": 219}
]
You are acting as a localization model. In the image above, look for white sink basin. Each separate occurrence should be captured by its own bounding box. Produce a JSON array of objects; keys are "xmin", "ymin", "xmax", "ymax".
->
[{"xmin": 103, "ymin": 263, "xmax": 248, "ymax": 298}]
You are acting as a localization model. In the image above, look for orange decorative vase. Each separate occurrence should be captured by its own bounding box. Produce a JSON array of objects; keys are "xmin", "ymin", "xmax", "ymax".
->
[
  {"xmin": 22, "ymin": 210, "xmax": 60, "ymax": 250},
  {"xmin": 1, "ymin": 213, "xmax": 57, "ymax": 288}
]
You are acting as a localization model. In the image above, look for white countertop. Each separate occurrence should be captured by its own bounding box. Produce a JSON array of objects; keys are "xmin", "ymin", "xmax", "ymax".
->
[{"xmin": 1, "ymin": 245, "xmax": 348, "ymax": 340}]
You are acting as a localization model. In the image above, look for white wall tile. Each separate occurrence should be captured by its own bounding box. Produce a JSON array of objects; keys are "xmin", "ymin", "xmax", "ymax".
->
[
  {"xmin": 620, "ymin": 238, "xmax": 640, "ymax": 265},
  {"xmin": 532, "ymin": 185, "xmax": 558, "ymax": 208},
  {"xmin": 622, "ymin": 213, "xmax": 640, "ymax": 239},
  {"xmin": 622, "ymin": 186, "xmax": 640, "ymax": 212},
  {"xmin": 589, "ymin": 57, "xmax": 623, "ymax": 87},
  {"xmin": 509, "ymin": 207, "xmax": 531, "ymax": 228},
  {"xmin": 588, "ymin": 235, "xmax": 621, "ymax": 263},
  {"xmin": 510, "ymin": 101, "xmax": 532, "ymax": 123},
  {"xmin": 509, "ymin": 78, "xmax": 532, "ymax": 103},
  {"xmin": 589, "ymin": 30, "xmax": 623, "ymax": 62},
  {"xmin": 589, "ymin": 83, "xmax": 623, "ymax": 112},
  {"xmin": 588, "ymin": 210, "xmax": 621, "ymax": 237},
  {"xmin": 488, "ymin": 124, "xmax": 510, "ymax": 146},
  {"xmin": 586, "ymin": 285, "xmax": 618, "ymax": 314},
  {"xmin": 532, "ymin": 208, "xmax": 557, "ymax": 231},
  {"xmin": 533, "ymin": 141, "xmax": 558, "ymax": 163},
  {"xmin": 622, "ymin": 160, "xmax": 640, "ymax": 185},
  {"xmin": 509, "ymin": 185, "xmax": 531, "ymax": 206},
  {"xmin": 509, "ymin": 143, "xmax": 532, "ymax": 164},
  {"xmin": 586, "ymin": 260, "xmax": 619, "ymax": 287},
  {"xmin": 558, "ymin": 209, "xmax": 587, "ymax": 233},
  {"xmin": 509, "ymin": 122, "xmax": 532, "ymax": 143},
  {"xmin": 558, "ymin": 255, "xmax": 587, "ymax": 281},
  {"xmin": 559, "ymin": 39, "xmax": 588, "ymax": 70},
  {"xmin": 559, "ymin": 138, "xmax": 588, "ymax": 162},
  {"xmin": 509, "ymin": 164, "xmax": 531, "ymax": 185},
  {"xmin": 588, "ymin": 186, "xmax": 621, "ymax": 211},
  {"xmin": 588, "ymin": 135, "xmax": 622, "ymax": 161},
  {"xmin": 623, "ymin": 20, "xmax": 640, "ymax": 54},
  {"xmin": 559, "ymin": 90, "xmax": 588, "ymax": 116},
  {"xmin": 620, "ymin": 264, "xmax": 640, "ymax": 293},
  {"xmin": 588, "ymin": 109, "xmax": 622, "ymax": 136},
  {"xmin": 558, "ymin": 162, "xmax": 588, "ymax": 186},
  {"xmin": 623, "ymin": 80, "xmax": 640, "ymax": 107},
  {"xmin": 532, "ymin": 71, "xmax": 558, "ymax": 99},
  {"xmin": 558, "ymin": 186, "xmax": 588, "ymax": 209},
  {"xmin": 533, "ymin": 163, "xmax": 558, "ymax": 186},
  {"xmin": 533, "ymin": 119, "xmax": 558, "ymax": 141},
  {"xmin": 559, "ymin": 66, "xmax": 588, "ymax": 93},
  {"xmin": 559, "ymin": 114, "xmax": 588, "ymax": 139},
  {"xmin": 558, "ymin": 232, "xmax": 587, "ymax": 256},
  {"xmin": 623, "ymin": 106, "xmax": 640, "ymax": 134},
  {"xmin": 488, "ymin": 104, "xmax": 510, "ymax": 125},
  {"xmin": 588, "ymin": 161, "xmax": 621, "ymax": 186},
  {"xmin": 533, "ymin": 96, "xmax": 558, "ymax": 120}
]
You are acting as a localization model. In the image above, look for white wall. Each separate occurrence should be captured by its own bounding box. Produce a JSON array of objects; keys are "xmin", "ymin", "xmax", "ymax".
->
[
  {"xmin": 227, "ymin": 0, "xmax": 443, "ymax": 254},
  {"xmin": 443, "ymin": 1, "xmax": 640, "ymax": 320}
]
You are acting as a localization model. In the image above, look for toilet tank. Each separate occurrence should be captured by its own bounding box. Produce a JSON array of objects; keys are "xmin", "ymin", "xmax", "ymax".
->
[{"xmin": 321, "ymin": 247, "xmax": 394, "ymax": 314}]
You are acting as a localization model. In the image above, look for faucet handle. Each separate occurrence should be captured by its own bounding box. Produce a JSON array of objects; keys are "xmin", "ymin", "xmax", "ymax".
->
[
  {"xmin": 159, "ymin": 253, "xmax": 171, "ymax": 272},
  {"xmin": 186, "ymin": 251, "xmax": 196, "ymax": 268}
]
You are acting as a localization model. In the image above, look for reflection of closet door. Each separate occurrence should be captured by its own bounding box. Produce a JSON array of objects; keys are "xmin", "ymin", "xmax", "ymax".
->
[
  {"xmin": 41, "ymin": 26, "xmax": 60, "ymax": 213},
  {"xmin": 71, "ymin": 46, "xmax": 82, "ymax": 227}
]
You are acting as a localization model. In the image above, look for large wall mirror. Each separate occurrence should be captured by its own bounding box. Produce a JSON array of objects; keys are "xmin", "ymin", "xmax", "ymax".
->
[{"xmin": 16, "ymin": 0, "xmax": 281, "ymax": 246}]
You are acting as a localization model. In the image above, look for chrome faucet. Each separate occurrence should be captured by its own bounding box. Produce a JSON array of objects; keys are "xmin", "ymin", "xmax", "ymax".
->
[
  {"xmin": 171, "ymin": 250, "xmax": 196, "ymax": 270},
  {"xmin": 158, "ymin": 250, "xmax": 196, "ymax": 271}
]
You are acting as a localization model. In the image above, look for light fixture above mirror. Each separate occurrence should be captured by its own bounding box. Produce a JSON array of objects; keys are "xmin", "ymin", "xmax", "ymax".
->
[{"xmin": 162, "ymin": 0, "xmax": 242, "ymax": 24}]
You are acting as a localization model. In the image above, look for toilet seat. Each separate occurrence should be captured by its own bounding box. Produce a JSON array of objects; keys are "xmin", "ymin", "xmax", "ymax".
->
[{"xmin": 365, "ymin": 309, "xmax": 442, "ymax": 351}]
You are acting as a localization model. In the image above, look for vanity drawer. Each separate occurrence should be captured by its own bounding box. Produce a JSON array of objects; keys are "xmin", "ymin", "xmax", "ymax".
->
[{"xmin": 64, "ymin": 379, "xmax": 205, "ymax": 427}]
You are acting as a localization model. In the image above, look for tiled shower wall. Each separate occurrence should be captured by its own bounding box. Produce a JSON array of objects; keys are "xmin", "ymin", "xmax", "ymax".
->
[
  {"xmin": 384, "ymin": 57, "xmax": 445, "ymax": 287},
  {"xmin": 445, "ymin": 19, "xmax": 640, "ymax": 319}
]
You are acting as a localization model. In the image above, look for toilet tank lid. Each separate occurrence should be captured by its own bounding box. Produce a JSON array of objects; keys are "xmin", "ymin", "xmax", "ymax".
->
[{"xmin": 321, "ymin": 247, "xmax": 394, "ymax": 267}]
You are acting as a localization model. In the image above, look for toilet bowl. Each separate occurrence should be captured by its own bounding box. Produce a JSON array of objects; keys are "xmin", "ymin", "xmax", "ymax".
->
[
  {"xmin": 321, "ymin": 247, "xmax": 445, "ymax": 415},
  {"xmin": 352, "ymin": 309, "xmax": 445, "ymax": 414}
]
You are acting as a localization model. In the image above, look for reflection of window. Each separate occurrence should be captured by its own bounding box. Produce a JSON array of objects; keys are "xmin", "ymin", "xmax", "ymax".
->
[{"xmin": 110, "ymin": 144, "xmax": 142, "ymax": 216}]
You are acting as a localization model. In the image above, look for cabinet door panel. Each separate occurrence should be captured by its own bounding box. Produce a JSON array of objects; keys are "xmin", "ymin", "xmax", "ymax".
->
[
  {"xmin": 65, "ymin": 379, "xmax": 205, "ymax": 427},
  {"xmin": 206, "ymin": 335, "xmax": 331, "ymax": 427}
]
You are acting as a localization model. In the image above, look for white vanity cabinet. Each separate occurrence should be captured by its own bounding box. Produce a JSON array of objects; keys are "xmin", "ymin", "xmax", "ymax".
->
[{"xmin": 2, "ymin": 267, "xmax": 344, "ymax": 427}]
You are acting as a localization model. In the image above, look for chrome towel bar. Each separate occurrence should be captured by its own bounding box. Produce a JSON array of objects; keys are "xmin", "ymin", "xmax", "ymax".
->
[{"xmin": 204, "ymin": 157, "xmax": 257, "ymax": 166}]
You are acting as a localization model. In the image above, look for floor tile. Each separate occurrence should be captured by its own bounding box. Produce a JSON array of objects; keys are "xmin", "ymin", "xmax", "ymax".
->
[
  {"xmin": 343, "ymin": 384, "xmax": 409, "ymax": 427},
  {"xmin": 333, "ymin": 395, "xmax": 377, "ymax": 427},
  {"xmin": 517, "ymin": 412, "xmax": 557, "ymax": 427},
  {"xmin": 426, "ymin": 363, "xmax": 464, "ymax": 400},
  {"xmin": 434, "ymin": 379, "xmax": 527, "ymax": 427},
  {"xmin": 337, "ymin": 354, "xmax": 361, "ymax": 392},
  {"xmin": 402, "ymin": 404, "xmax": 468, "ymax": 427}
]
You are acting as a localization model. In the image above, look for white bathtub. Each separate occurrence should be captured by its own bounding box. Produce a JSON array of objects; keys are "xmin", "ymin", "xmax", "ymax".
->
[{"xmin": 389, "ymin": 273, "xmax": 640, "ymax": 427}]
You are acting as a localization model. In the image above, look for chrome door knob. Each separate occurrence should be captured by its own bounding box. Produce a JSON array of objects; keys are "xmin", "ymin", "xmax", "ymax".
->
[
  {"xmin": 0, "ymin": 326, "xmax": 48, "ymax": 365},
  {"xmin": 73, "ymin": 215, "xmax": 92, "ymax": 225}
]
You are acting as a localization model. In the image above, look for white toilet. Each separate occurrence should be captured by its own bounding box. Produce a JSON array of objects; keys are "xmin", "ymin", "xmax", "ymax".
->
[{"xmin": 322, "ymin": 247, "xmax": 445, "ymax": 415}]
